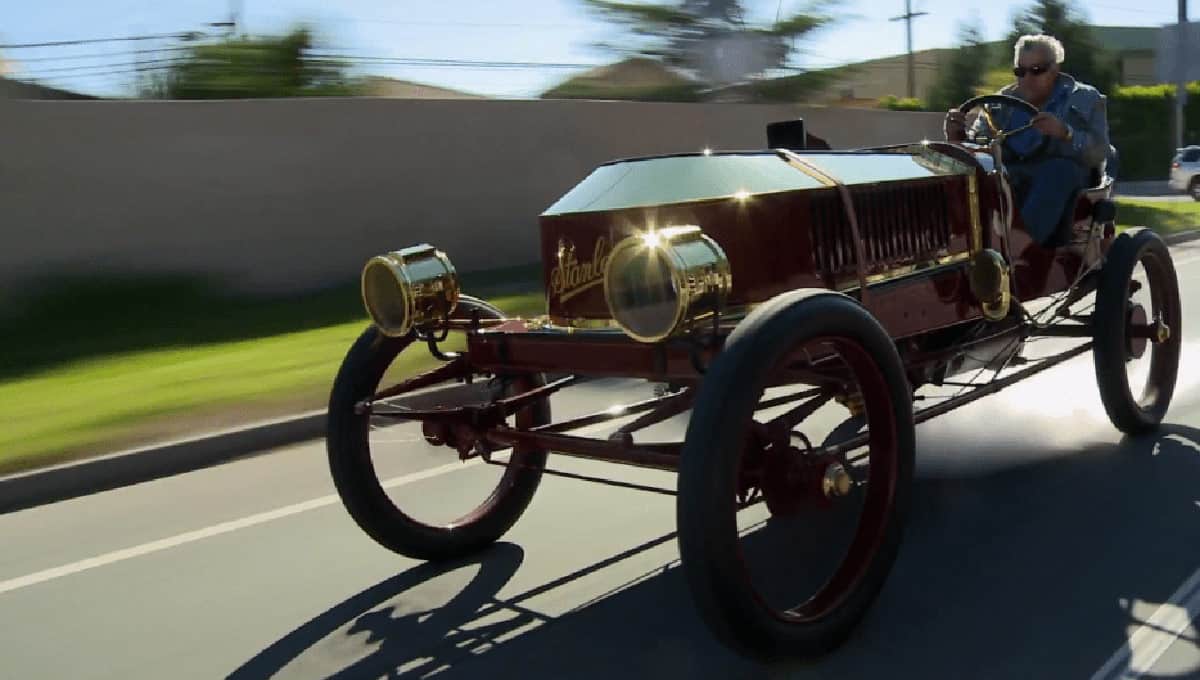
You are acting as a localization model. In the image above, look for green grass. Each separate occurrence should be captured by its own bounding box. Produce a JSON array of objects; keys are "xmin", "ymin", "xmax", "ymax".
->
[
  {"xmin": 0, "ymin": 262, "xmax": 543, "ymax": 383},
  {"xmin": 0, "ymin": 267, "xmax": 544, "ymax": 475},
  {"xmin": 1116, "ymin": 198, "xmax": 1200, "ymax": 235}
]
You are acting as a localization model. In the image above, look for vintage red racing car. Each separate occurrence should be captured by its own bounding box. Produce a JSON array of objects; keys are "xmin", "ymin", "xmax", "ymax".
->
[{"xmin": 325, "ymin": 95, "xmax": 1182, "ymax": 661}]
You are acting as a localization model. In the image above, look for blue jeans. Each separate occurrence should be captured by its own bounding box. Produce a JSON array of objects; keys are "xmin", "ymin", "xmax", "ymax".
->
[{"xmin": 1006, "ymin": 158, "xmax": 1088, "ymax": 244}]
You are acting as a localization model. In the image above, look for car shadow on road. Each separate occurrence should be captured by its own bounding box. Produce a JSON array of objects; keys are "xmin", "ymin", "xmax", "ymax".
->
[{"xmin": 228, "ymin": 424, "xmax": 1200, "ymax": 680}]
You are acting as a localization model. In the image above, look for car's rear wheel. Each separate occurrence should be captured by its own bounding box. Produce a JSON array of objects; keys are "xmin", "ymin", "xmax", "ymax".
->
[
  {"xmin": 676, "ymin": 290, "xmax": 915, "ymax": 660},
  {"xmin": 327, "ymin": 297, "xmax": 550, "ymax": 562},
  {"xmin": 1093, "ymin": 228, "xmax": 1182, "ymax": 434},
  {"xmin": 1189, "ymin": 178, "xmax": 1199, "ymax": 201}
]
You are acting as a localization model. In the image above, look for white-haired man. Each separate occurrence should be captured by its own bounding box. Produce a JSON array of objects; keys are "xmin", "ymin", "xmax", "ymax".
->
[{"xmin": 945, "ymin": 34, "xmax": 1111, "ymax": 245}]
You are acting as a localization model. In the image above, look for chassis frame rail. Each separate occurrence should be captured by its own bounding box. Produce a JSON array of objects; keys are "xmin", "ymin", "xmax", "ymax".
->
[{"xmin": 361, "ymin": 336, "xmax": 1096, "ymax": 477}]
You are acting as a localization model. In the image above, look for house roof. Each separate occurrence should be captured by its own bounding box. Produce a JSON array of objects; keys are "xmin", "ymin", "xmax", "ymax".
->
[
  {"xmin": 360, "ymin": 77, "xmax": 486, "ymax": 100},
  {"xmin": 818, "ymin": 24, "xmax": 1162, "ymax": 79},
  {"xmin": 0, "ymin": 76, "xmax": 97, "ymax": 100},
  {"xmin": 1090, "ymin": 25, "xmax": 1161, "ymax": 53},
  {"xmin": 541, "ymin": 57, "xmax": 700, "ymax": 100}
]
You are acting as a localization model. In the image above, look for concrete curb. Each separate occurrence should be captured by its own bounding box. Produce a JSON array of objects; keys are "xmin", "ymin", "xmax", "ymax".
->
[
  {"xmin": 1162, "ymin": 229, "xmax": 1200, "ymax": 246},
  {"xmin": 4, "ymin": 232, "xmax": 1198, "ymax": 515},
  {"xmin": 0, "ymin": 410, "xmax": 325, "ymax": 515}
]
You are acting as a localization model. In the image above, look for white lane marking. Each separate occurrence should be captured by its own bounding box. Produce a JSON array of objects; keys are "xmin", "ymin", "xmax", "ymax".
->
[
  {"xmin": 0, "ymin": 459, "xmax": 476, "ymax": 597},
  {"xmin": 0, "ymin": 414, "xmax": 634, "ymax": 597},
  {"xmin": 1091, "ymin": 567, "xmax": 1200, "ymax": 680}
]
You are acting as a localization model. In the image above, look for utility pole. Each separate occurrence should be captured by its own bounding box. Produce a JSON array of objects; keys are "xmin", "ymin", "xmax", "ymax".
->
[
  {"xmin": 890, "ymin": 0, "xmax": 929, "ymax": 99},
  {"xmin": 1175, "ymin": 0, "xmax": 1188, "ymax": 150},
  {"xmin": 230, "ymin": 0, "xmax": 241, "ymax": 35},
  {"xmin": 210, "ymin": 0, "xmax": 241, "ymax": 36}
]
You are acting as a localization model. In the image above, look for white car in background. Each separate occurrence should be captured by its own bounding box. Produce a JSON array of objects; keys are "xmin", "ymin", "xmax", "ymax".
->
[{"xmin": 1169, "ymin": 146, "xmax": 1200, "ymax": 201}]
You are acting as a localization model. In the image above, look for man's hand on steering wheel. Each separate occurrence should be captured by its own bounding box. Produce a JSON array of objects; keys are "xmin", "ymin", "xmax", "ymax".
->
[
  {"xmin": 1030, "ymin": 112, "xmax": 1069, "ymax": 140},
  {"xmin": 948, "ymin": 93, "xmax": 1051, "ymax": 160},
  {"xmin": 944, "ymin": 109, "xmax": 968, "ymax": 142}
]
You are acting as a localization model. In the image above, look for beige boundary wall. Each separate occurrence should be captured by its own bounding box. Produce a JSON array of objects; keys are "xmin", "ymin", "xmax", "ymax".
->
[{"xmin": 0, "ymin": 98, "xmax": 944, "ymax": 295}]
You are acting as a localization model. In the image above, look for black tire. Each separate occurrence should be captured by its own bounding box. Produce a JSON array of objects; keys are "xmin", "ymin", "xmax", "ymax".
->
[
  {"xmin": 1190, "ymin": 178, "xmax": 1200, "ymax": 202},
  {"xmin": 1093, "ymin": 228, "xmax": 1182, "ymax": 434},
  {"xmin": 327, "ymin": 297, "xmax": 550, "ymax": 562},
  {"xmin": 676, "ymin": 290, "xmax": 915, "ymax": 660}
]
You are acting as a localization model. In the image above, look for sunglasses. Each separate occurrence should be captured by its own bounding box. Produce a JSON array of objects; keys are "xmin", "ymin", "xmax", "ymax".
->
[{"xmin": 1013, "ymin": 63, "xmax": 1052, "ymax": 78}]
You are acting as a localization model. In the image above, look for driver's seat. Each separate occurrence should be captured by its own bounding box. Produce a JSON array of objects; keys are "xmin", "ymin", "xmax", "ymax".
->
[
  {"xmin": 1044, "ymin": 145, "xmax": 1119, "ymax": 248},
  {"xmin": 1045, "ymin": 171, "xmax": 1115, "ymax": 248}
]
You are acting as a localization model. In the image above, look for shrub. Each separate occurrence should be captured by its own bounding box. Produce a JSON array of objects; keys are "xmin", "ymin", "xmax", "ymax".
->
[
  {"xmin": 878, "ymin": 95, "xmax": 927, "ymax": 111},
  {"xmin": 1108, "ymin": 82, "xmax": 1200, "ymax": 180}
]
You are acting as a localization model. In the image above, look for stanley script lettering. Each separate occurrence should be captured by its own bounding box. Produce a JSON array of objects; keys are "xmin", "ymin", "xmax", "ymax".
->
[{"xmin": 551, "ymin": 237, "xmax": 611, "ymax": 303}]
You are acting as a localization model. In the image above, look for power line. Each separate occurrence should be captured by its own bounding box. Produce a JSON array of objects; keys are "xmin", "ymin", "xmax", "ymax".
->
[
  {"xmin": 255, "ymin": 14, "xmax": 591, "ymax": 30},
  {"xmin": 16, "ymin": 57, "xmax": 186, "ymax": 77},
  {"xmin": 10, "ymin": 46, "xmax": 193, "ymax": 63},
  {"xmin": 13, "ymin": 60, "xmax": 596, "ymax": 84},
  {"xmin": 0, "ymin": 31, "xmax": 201, "ymax": 49},
  {"xmin": 311, "ymin": 54, "xmax": 598, "ymax": 70},
  {"xmin": 11, "ymin": 64, "xmax": 176, "ymax": 81},
  {"xmin": 11, "ymin": 52, "xmax": 599, "ymax": 77}
]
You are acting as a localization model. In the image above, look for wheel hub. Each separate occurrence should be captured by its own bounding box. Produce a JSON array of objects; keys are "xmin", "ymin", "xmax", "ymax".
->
[
  {"xmin": 822, "ymin": 462, "xmax": 854, "ymax": 499},
  {"xmin": 1127, "ymin": 304, "xmax": 1148, "ymax": 360},
  {"xmin": 761, "ymin": 447, "xmax": 853, "ymax": 516}
]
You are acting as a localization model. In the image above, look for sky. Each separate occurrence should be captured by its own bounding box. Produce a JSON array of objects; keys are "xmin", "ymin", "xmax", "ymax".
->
[{"xmin": 0, "ymin": 0, "xmax": 1191, "ymax": 98}]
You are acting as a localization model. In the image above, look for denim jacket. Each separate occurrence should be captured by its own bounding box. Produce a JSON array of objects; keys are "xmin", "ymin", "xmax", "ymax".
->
[{"xmin": 970, "ymin": 73, "xmax": 1110, "ymax": 170}]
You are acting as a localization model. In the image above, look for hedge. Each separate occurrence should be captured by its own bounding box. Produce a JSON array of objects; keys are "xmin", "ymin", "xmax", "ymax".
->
[
  {"xmin": 879, "ymin": 95, "xmax": 927, "ymax": 111},
  {"xmin": 1108, "ymin": 82, "xmax": 1200, "ymax": 180}
]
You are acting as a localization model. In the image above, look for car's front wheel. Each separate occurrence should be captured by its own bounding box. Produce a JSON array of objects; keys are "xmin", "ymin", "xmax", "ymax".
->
[
  {"xmin": 676, "ymin": 290, "xmax": 915, "ymax": 660},
  {"xmin": 326, "ymin": 297, "xmax": 551, "ymax": 562}
]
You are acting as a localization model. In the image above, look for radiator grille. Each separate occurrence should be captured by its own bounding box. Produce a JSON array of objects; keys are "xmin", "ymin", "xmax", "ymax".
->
[{"xmin": 810, "ymin": 180, "xmax": 953, "ymax": 279}]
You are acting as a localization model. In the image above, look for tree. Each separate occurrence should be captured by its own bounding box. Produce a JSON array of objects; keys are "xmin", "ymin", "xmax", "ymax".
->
[
  {"xmin": 141, "ymin": 28, "xmax": 361, "ymax": 99},
  {"xmin": 581, "ymin": 0, "xmax": 832, "ymax": 86},
  {"xmin": 1007, "ymin": 0, "xmax": 1118, "ymax": 94},
  {"xmin": 927, "ymin": 19, "xmax": 990, "ymax": 112}
]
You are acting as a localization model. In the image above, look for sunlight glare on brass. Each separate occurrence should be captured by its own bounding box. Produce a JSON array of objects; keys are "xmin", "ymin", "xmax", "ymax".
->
[
  {"xmin": 603, "ymin": 225, "xmax": 731, "ymax": 343},
  {"xmin": 640, "ymin": 230, "xmax": 663, "ymax": 249}
]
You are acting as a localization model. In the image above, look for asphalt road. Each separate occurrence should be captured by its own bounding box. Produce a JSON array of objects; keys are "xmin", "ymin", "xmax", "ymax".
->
[{"xmin": 4, "ymin": 242, "xmax": 1200, "ymax": 680}]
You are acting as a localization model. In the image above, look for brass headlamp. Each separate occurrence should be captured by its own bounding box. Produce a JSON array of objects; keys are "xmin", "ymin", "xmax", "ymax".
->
[
  {"xmin": 602, "ymin": 226, "xmax": 732, "ymax": 343},
  {"xmin": 361, "ymin": 244, "xmax": 460, "ymax": 337},
  {"xmin": 968, "ymin": 249, "xmax": 1011, "ymax": 321}
]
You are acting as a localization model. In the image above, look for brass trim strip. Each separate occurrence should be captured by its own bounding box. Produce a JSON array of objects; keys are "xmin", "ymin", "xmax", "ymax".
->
[
  {"xmin": 779, "ymin": 151, "xmax": 837, "ymax": 187},
  {"xmin": 541, "ymin": 304, "xmax": 761, "ymax": 337},
  {"xmin": 544, "ymin": 316, "xmax": 624, "ymax": 332},
  {"xmin": 967, "ymin": 175, "xmax": 982, "ymax": 253},
  {"xmin": 834, "ymin": 251, "xmax": 972, "ymax": 292}
]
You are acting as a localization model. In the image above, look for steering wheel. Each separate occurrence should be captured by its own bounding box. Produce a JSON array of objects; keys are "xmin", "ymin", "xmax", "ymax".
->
[{"xmin": 957, "ymin": 94, "xmax": 1048, "ymax": 161}]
